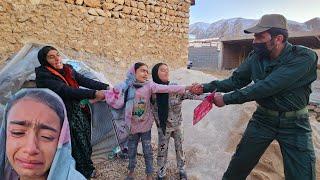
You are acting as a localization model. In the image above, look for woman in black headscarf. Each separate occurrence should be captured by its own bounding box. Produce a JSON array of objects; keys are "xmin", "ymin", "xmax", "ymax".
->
[
  {"xmin": 35, "ymin": 46, "xmax": 109, "ymax": 178},
  {"xmin": 151, "ymin": 63, "xmax": 204, "ymax": 180}
]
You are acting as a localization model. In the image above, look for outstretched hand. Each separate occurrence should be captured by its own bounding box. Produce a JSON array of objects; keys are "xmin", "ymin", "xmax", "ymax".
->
[
  {"xmin": 189, "ymin": 83, "xmax": 204, "ymax": 95},
  {"xmin": 89, "ymin": 90, "xmax": 106, "ymax": 104}
]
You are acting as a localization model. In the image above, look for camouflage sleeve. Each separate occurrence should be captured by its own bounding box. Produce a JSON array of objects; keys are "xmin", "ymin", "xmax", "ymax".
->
[{"xmin": 180, "ymin": 91, "xmax": 207, "ymax": 100}]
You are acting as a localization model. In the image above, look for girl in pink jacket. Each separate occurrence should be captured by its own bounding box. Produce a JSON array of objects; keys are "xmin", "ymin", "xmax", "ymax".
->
[{"xmin": 106, "ymin": 62, "xmax": 190, "ymax": 180}]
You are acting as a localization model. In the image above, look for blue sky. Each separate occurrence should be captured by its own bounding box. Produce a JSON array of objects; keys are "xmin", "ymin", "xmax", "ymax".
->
[{"xmin": 190, "ymin": 0, "xmax": 320, "ymax": 24}]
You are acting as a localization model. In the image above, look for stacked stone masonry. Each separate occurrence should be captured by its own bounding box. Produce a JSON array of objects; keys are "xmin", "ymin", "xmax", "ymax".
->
[{"xmin": 0, "ymin": 0, "xmax": 191, "ymax": 77}]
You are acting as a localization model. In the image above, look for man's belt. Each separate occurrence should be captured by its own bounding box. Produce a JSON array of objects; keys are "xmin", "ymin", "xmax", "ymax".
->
[{"xmin": 257, "ymin": 106, "xmax": 308, "ymax": 118}]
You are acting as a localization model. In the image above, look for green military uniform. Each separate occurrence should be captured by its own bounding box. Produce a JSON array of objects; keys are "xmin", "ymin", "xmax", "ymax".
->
[{"xmin": 203, "ymin": 42, "xmax": 318, "ymax": 180}]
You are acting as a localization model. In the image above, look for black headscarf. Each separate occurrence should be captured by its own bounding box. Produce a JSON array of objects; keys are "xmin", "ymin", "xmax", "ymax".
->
[
  {"xmin": 37, "ymin": 46, "xmax": 58, "ymax": 68},
  {"xmin": 152, "ymin": 63, "xmax": 169, "ymax": 134},
  {"xmin": 37, "ymin": 46, "xmax": 65, "ymax": 75}
]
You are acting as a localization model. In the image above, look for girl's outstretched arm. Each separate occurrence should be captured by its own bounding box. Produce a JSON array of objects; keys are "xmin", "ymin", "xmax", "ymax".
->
[{"xmin": 150, "ymin": 81, "xmax": 187, "ymax": 94}]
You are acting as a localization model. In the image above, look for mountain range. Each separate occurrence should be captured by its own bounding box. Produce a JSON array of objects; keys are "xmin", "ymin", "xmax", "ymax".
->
[{"xmin": 189, "ymin": 17, "xmax": 320, "ymax": 39}]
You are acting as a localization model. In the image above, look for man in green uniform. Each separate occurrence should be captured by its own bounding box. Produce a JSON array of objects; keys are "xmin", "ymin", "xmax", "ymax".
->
[{"xmin": 191, "ymin": 14, "xmax": 318, "ymax": 180}]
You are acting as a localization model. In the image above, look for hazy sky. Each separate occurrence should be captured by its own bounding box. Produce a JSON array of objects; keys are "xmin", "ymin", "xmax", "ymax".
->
[{"xmin": 190, "ymin": 0, "xmax": 320, "ymax": 24}]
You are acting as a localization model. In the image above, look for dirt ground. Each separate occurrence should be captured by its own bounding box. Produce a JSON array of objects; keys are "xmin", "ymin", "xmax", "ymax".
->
[{"xmin": 94, "ymin": 69, "xmax": 320, "ymax": 180}]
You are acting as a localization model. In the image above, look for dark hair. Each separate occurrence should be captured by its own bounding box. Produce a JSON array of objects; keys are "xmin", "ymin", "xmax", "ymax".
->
[
  {"xmin": 151, "ymin": 62, "xmax": 169, "ymax": 134},
  {"xmin": 267, "ymin": 27, "xmax": 288, "ymax": 43},
  {"xmin": 4, "ymin": 89, "xmax": 65, "ymax": 127},
  {"xmin": 152, "ymin": 63, "xmax": 168, "ymax": 84},
  {"xmin": 134, "ymin": 62, "xmax": 148, "ymax": 71},
  {"xmin": 37, "ymin": 46, "xmax": 58, "ymax": 67}
]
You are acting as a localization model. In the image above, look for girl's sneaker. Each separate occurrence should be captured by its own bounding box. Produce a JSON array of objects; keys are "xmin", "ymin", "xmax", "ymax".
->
[
  {"xmin": 125, "ymin": 176, "xmax": 134, "ymax": 180},
  {"xmin": 157, "ymin": 175, "xmax": 165, "ymax": 180},
  {"xmin": 179, "ymin": 171, "xmax": 188, "ymax": 180}
]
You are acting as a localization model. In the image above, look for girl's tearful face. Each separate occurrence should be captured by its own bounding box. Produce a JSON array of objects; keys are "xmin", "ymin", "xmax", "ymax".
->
[{"xmin": 6, "ymin": 98, "xmax": 61, "ymax": 180}]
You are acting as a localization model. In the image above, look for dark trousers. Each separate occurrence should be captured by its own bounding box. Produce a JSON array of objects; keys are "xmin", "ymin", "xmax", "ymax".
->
[
  {"xmin": 128, "ymin": 130, "xmax": 153, "ymax": 175},
  {"xmin": 223, "ymin": 108, "xmax": 316, "ymax": 180},
  {"xmin": 68, "ymin": 102, "xmax": 94, "ymax": 178}
]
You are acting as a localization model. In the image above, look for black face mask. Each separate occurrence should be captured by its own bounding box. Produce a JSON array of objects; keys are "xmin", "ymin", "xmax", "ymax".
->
[{"xmin": 252, "ymin": 39, "xmax": 275, "ymax": 57}]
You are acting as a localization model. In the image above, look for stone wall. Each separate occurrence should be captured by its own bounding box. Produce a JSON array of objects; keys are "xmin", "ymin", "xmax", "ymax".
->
[{"xmin": 0, "ymin": 0, "xmax": 191, "ymax": 79}]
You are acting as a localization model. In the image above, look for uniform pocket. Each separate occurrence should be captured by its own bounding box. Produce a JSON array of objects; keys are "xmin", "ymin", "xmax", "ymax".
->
[
  {"xmin": 294, "ymin": 114, "xmax": 313, "ymax": 151},
  {"xmin": 295, "ymin": 114, "xmax": 312, "ymax": 132},
  {"xmin": 295, "ymin": 132, "xmax": 314, "ymax": 152}
]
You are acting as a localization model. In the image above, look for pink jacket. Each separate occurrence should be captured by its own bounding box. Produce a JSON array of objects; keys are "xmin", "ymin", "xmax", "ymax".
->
[{"xmin": 130, "ymin": 81, "xmax": 185, "ymax": 134}]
